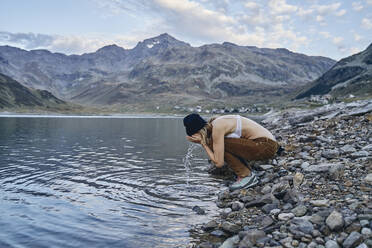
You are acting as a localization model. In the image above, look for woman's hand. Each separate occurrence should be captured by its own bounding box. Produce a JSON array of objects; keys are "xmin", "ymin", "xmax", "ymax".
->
[{"xmin": 186, "ymin": 134, "xmax": 202, "ymax": 144}]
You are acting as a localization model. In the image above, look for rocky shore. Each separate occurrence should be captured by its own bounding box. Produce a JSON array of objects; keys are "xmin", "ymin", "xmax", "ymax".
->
[{"xmin": 190, "ymin": 99, "xmax": 372, "ymax": 248}]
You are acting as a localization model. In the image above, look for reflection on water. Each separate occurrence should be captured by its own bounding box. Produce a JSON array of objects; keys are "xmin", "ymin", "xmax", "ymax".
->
[{"xmin": 0, "ymin": 117, "xmax": 223, "ymax": 248}]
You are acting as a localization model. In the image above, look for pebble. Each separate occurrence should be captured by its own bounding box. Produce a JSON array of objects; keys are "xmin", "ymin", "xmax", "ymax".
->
[
  {"xmin": 310, "ymin": 199, "xmax": 330, "ymax": 207},
  {"xmin": 325, "ymin": 240, "xmax": 340, "ymax": 248},
  {"xmin": 343, "ymin": 231, "xmax": 363, "ymax": 248},
  {"xmin": 326, "ymin": 211, "xmax": 344, "ymax": 231},
  {"xmin": 292, "ymin": 205, "xmax": 307, "ymax": 217},
  {"xmin": 278, "ymin": 213, "xmax": 295, "ymax": 221}
]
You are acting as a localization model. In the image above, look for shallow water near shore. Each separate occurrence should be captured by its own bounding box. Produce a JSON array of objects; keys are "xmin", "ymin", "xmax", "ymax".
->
[{"xmin": 0, "ymin": 116, "xmax": 223, "ymax": 248}]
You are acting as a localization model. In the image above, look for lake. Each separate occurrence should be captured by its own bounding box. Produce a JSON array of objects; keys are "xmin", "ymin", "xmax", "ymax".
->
[{"xmin": 0, "ymin": 116, "xmax": 224, "ymax": 248}]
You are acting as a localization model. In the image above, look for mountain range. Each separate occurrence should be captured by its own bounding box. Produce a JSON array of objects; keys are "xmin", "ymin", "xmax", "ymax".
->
[
  {"xmin": 295, "ymin": 43, "xmax": 372, "ymax": 99},
  {"xmin": 0, "ymin": 33, "xmax": 336, "ymax": 110}
]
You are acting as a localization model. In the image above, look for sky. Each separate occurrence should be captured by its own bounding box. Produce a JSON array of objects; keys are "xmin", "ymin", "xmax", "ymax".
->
[{"xmin": 0, "ymin": 0, "xmax": 371, "ymax": 60}]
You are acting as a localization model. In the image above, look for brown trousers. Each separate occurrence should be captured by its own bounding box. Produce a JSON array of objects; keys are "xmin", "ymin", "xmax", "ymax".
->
[{"xmin": 223, "ymin": 137, "xmax": 279, "ymax": 177}]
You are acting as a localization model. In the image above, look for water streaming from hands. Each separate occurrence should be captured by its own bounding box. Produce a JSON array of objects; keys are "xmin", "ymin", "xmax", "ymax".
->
[{"xmin": 182, "ymin": 142, "xmax": 199, "ymax": 188}]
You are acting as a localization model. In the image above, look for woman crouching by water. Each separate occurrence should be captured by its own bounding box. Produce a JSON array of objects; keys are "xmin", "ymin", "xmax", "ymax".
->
[{"xmin": 183, "ymin": 113, "xmax": 279, "ymax": 191}]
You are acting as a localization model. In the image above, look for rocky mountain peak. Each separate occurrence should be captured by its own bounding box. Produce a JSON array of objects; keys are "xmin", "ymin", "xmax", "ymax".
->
[
  {"xmin": 95, "ymin": 44, "xmax": 126, "ymax": 54},
  {"xmin": 134, "ymin": 33, "xmax": 190, "ymax": 50}
]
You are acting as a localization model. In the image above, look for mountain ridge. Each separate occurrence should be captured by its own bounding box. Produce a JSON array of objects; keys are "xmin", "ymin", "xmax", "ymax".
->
[
  {"xmin": 295, "ymin": 43, "xmax": 372, "ymax": 99},
  {"xmin": 0, "ymin": 33, "xmax": 336, "ymax": 108}
]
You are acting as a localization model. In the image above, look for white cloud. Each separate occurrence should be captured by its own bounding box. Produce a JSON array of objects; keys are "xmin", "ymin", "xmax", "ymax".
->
[
  {"xmin": 362, "ymin": 18, "xmax": 372, "ymax": 29},
  {"xmin": 268, "ymin": 0, "xmax": 298, "ymax": 15},
  {"xmin": 354, "ymin": 33, "xmax": 362, "ymax": 41},
  {"xmin": 0, "ymin": 31, "xmax": 149, "ymax": 54},
  {"xmin": 335, "ymin": 9, "xmax": 346, "ymax": 16},
  {"xmin": 350, "ymin": 47, "xmax": 361, "ymax": 54},
  {"xmin": 244, "ymin": 2, "xmax": 259, "ymax": 10},
  {"xmin": 352, "ymin": 2, "xmax": 364, "ymax": 11},
  {"xmin": 319, "ymin": 31, "xmax": 331, "ymax": 38},
  {"xmin": 313, "ymin": 2, "xmax": 341, "ymax": 15},
  {"xmin": 332, "ymin": 36, "xmax": 343, "ymax": 44},
  {"xmin": 297, "ymin": 8, "xmax": 314, "ymax": 17},
  {"xmin": 366, "ymin": 0, "xmax": 372, "ymax": 5}
]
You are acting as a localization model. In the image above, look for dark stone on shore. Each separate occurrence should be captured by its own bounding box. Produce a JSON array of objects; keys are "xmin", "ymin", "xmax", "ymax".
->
[
  {"xmin": 198, "ymin": 241, "xmax": 214, "ymax": 248},
  {"xmin": 239, "ymin": 229, "xmax": 266, "ymax": 246},
  {"xmin": 262, "ymin": 203, "xmax": 279, "ymax": 214},
  {"xmin": 326, "ymin": 210, "xmax": 344, "ymax": 231},
  {"xmin": 221, "ymin": 221, "xmax": 241, "ymax": 234},
  {"xmin": 203, "ymin": 220, "xmax": 218, "ymax": 232},
  {"xmin": 193, "ymin": 205, "xmax": 206, "ymax": 215},
  {"xmin": 342, "ymin": 231, "xmax": 363, "ymax": 248}
]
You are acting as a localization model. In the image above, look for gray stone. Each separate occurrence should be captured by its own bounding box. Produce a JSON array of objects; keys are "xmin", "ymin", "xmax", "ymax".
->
[
  {"xmin": 262, "ymin": 203, "xmax": 279, "ymax": 214},
  {"xmin": 343, "ymin": 232, "xmax": 363, "ymax": 248},
  {"xmin": 192, "ymin": 205, "xmax": 206, "ymax": 215},
  {"xmin": 322, "ymin": 150, "xmax": 340, "ymax": 159},
  {"xmin": 325, "ymin": 240, "xmax": 340, "ymax": 248},
  {"xmin": 199, "ymin": 241, "xmax": 214, "ymax": 248},
  {"xmin": 278, "ymin": 213, "xmax": 295, "ymax": 221},
  {"xmin": 327, "ymin": 163, "xmax": 344, "ymax": 180},
  {"xmin": 261, "ymin": 216, "xmax": 274, "ymax": 228},
  {"xmin": 310, "ymin": 199, "xmax": 330, "ymax": 207},
  {"xmin": 301, "ymin": 162, "xmax": 310, "ymax": 170},
  {"xmin": 203, "ymin": 220, "xmax": 218, "ymax": 232},
  {"xmin": 219, "ymin": 235, "xmax": 240, "ymax": 248},
  {"xmin": 304, "ymin": 163, "xmax": 339, "ymax": 173},
  {"xmin": 258, "ymin": 164, "xmax": 274, "ymax": 170},
  {"xmin": 239, "ymin": 229, "xmax": 266, "ymax": 245},
  {"xmin": 340, "ymin": 145, "xmax": 357, "ymax": 154},
  {"xmin": 231, "ymin": 201, "xmax": 244, "ymax": 211},
  {"xmin": 310, "ymin": 214, "xmax": 325, "ymax": 225},
  {"xmin": 291, "ymin": 218, "xmax": 315, "ymax": 234},
  {"xmin": 350, "ymin": 151, "xmax": 369, "ymax": 158},
  {"xmin": 361, "ymin": 227, "xmax": 372, "ymax": 235},
  {"xmin": 221, "ymin": 221, "xmax": 241, "ymax": 234},
  {"xmin": 292, "ymin": 205, "xmax": 308, "ymax": 217},
  {"xmin": 345, "ymin": 222, "xmax": 362, "ymax": 233},
  {"xmin": 221, "ymin": 208, "xmax": 232, "ymax": 218},
  {"xmin": 270, "ymin": 208, "xmax": 281, "ymax": 216},
  {"xmin": 363, "ymin": 174, "xmax": 372, "ymax": 185},
  {"xmin": 261, "ymin": 185, "xmax": 272, "ymax": 194},
  {"xmin": 326, "ymin": 210, "xmax": 344, "ymax": 231},
  {"xmin": 355, "ymin": 243, "xmax": 368, "ymax": 248},
  {"xmin": 362, "ymin": 144, "xmax": 372, "ymax": 151},
  {"xmin": 360, "ymin": 220, "xmax": 369, "ymax": 227}
]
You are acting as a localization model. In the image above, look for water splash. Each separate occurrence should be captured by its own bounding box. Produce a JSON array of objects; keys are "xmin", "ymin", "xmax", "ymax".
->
[{"xmin": 182, "ymin": 143, "xmax": 199, "ymax": 188}]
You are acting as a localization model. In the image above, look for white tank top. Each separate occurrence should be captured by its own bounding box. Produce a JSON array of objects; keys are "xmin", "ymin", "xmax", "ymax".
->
[{"xmin": 214, "ymin": 115, "xmax": 242, "ymax": 138}]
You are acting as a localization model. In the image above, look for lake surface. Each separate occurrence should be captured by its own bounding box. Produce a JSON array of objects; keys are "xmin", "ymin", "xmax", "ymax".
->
[{"xmin": 0, "ymin": 116, "xmax": 223, "ymax": 248}]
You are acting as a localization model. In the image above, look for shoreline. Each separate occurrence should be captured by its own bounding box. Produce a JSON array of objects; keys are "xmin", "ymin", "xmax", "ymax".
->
[{"xmin": 189, "ymin": 99, "xmax": 372, "ymax": 248}]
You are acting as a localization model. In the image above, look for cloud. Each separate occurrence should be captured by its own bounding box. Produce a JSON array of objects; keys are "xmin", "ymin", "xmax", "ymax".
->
[
  {"xmin": 244, "ymin": 2, "xmax": 260, "ymax": 10},
  {"xmin": 332, "ymin": 36, "xmax": 343, "ymax": 44},
  {"xmin": 268, "ymin": 0, "xmax": 298, "ymax": 15},
  {"xmin": 350, "ymin": 47, "xmax": 361, "ymax": 54},
  {"xmin": 0, "ymin": 31, "xmax": 147, "ymax": 54},
  {"xmin": 313, "ymin": 2, "xmax": 341, "ymax": 15},
  {"xmin": 319, "ymin": 31, "xmax": 331, "ymax": 39},
  {"xmin": 0, "ymin": 31, "xmax": 54, "ymax": 49},
  {"xmin": 354, "ymin": 33, "xmax": 362, "ymax": 41},
  {"xmin": 352, "ymin": 2, "xmax": 364, "ymax": 11},
  {"xmin": 335, "ymin": 9, "xmax": 346, "ymax": 16},
  {"xmin": 362, "ymin": 18, "xmax": 372, "ymax": 29},
  {"xmin": 367, "ymin": 0, "xmax": 372, "ymax": 5}
]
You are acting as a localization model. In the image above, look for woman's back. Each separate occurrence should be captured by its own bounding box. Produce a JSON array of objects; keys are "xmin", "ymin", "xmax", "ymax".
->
[{"xmin": 212, "ymin": 115, "xmax": 275, "ymax": 141}]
